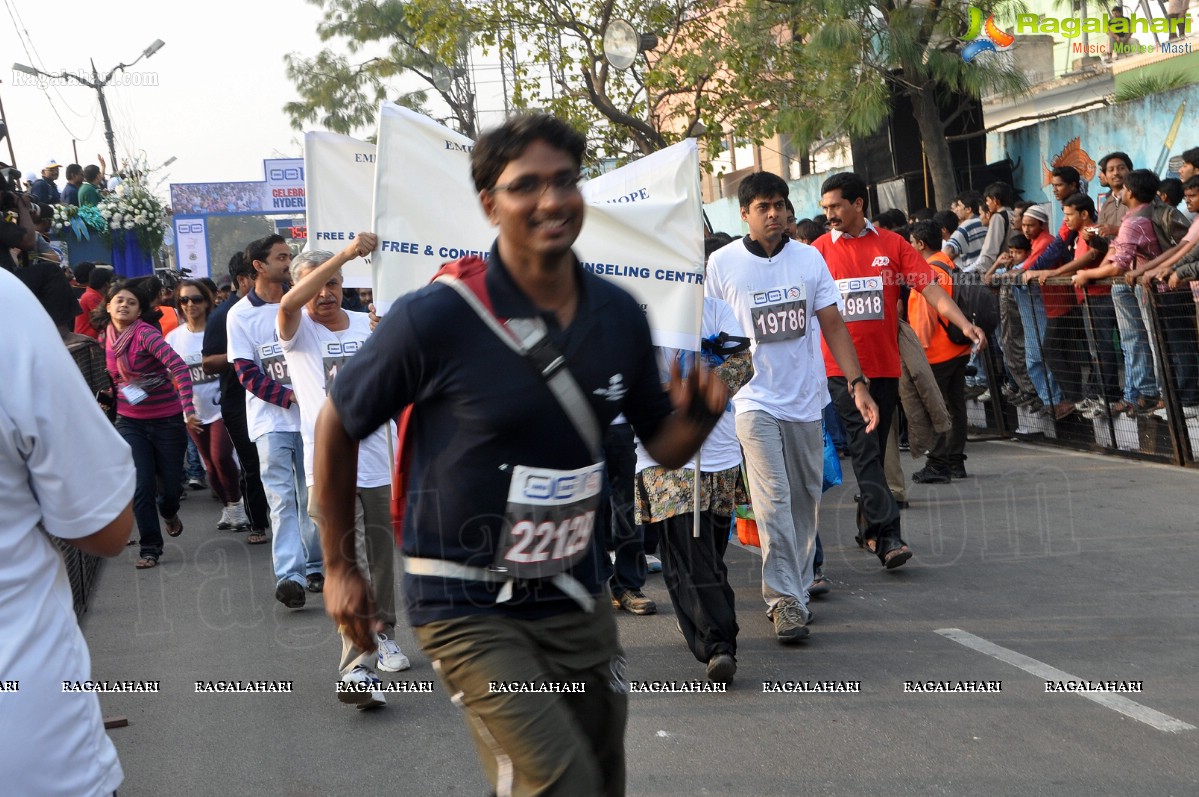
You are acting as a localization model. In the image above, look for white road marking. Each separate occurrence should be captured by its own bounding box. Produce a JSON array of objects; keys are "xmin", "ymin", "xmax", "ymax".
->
[{"xmin": 936, "ymin": 628, "xmax": 1195, "ymax": 734}]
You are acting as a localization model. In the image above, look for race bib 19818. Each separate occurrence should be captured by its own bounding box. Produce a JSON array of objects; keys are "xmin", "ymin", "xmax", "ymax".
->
[{"xmin": 837, "ymin": 276, "xmax": 885, "ymax": 322}]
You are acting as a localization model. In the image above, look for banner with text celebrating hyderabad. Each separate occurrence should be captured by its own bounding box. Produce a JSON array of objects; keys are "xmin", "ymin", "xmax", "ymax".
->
[{"xmin": 370, "ymin": 103, "xmax": 704, "ymax": 350}]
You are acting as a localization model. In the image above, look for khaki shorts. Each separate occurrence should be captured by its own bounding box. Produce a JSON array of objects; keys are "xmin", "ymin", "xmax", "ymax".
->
[{"xmin": 415, "ymin": 601, "xmax": 627, "ymax": 797}]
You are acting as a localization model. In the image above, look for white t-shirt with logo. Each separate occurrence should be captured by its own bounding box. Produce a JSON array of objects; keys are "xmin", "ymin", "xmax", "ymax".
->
[
  {"xmin": 0, "ymin": 269, "xmax": 134, "ymax": 797},
  {"xmin": 635, "ymin": 297, "xmax": 745, "ymax": 474},
  {"xmin": 278, "ymin": 309, "xmax": 392, "ymax": 488},
  {"xmin": 165, "ymin": 326, "xmax": 222, "ymax": 425},
  {"xmin": 705, "ymin": 238, "xmax": 840, "ymax": 423},
  {"xmin": 226, "ymin": 293, "xmax": 300, "ymax": 441}
]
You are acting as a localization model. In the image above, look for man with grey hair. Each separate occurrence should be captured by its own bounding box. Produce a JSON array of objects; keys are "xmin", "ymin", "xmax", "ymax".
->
[{"xmin": 277, "ymin": 233, "xmax": 410, "ymax": 709}]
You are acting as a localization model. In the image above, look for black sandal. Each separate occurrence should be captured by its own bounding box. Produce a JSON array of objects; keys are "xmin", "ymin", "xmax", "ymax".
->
[
  {"xmin": 135, "ymin": 555, "xmax": 159, "ymax": 569},
  {"xmin": 881, "ymin": 544, "xmax": 913, "ymax": 569}
]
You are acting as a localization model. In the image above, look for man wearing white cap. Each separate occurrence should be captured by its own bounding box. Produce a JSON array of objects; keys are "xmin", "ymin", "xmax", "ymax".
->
[
  {"xmin": 30, "ymin": 160, "xmax": 61, "ymax": 205},
  {"xmin": 1012, "ymin": 203, "xmax": 1063, "ymax": 413}
]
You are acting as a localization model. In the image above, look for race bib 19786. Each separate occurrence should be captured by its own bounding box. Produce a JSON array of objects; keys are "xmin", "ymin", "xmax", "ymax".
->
[{"xmin": 750, "ymin": 284, "xmax": 807, "ymax": 343}]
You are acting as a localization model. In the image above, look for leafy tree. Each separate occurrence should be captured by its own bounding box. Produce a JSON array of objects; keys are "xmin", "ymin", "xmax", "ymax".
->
[
  {"xmin": 284, "ymin": 0, "xmax": 478, "ymax": 137},
  {"xmin": 284, "ymin": 0, "xmax": 1027, "ymax": 200},
  {"xmin": 460, "ymin": 0, "xmax": 732, "ymax": 159},
  {"xmin": 711, "ymin": 0, "xmax": 1029, "ymax": 204},
  {"xmin": 284, "ymin": 0, "xmax": 754, "ymax": 164}
]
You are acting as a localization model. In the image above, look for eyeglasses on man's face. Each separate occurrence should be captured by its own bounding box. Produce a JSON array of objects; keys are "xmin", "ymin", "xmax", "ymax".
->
[{"xmin": 489, "ymin": 172, "xmax": 581, "ymax": 198}]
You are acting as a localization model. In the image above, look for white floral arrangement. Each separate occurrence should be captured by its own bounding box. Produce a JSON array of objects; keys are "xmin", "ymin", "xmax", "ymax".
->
[{"xmin": 97, "ymin": 180, "xmax": 168, "ymax": 252}]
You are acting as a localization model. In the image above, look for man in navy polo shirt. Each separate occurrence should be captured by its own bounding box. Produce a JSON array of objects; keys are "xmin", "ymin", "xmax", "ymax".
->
[{"xmin": 315, "ymin": 114, "xmax": 726, "ymax": 797}]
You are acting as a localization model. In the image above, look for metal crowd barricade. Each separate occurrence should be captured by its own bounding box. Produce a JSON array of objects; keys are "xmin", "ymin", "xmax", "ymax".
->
[
  {"xmin": 51, "ymin": 538, "xmax": 102, "ymax": 618},
  {"xmin": 965, "ymin": 275, "xmax": 1199, "ymax": 466}
]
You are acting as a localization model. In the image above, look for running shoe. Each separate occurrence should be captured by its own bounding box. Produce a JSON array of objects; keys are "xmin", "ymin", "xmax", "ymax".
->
[
  {"xmin": 376, "ymin": 634, "xmax": 412, "ymax": 673},
  {"xmin": 338, "ymin": 665, "xmax": 386, "ymax": 709}
]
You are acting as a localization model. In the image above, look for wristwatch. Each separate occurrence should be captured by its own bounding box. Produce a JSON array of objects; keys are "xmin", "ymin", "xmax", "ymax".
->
[{"xmin": 849, "ymin": 375, "xmax": 869, "ymax": 392}]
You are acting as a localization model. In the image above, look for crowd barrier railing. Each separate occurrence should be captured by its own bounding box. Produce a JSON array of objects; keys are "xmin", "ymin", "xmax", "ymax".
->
[
  {"xmin": 964, "ymin": 275, "xmax": 1199, "ymax": 466},
  {"xmin": 52, "ymin": 538, "xmax": 102, "ymax": 618}
]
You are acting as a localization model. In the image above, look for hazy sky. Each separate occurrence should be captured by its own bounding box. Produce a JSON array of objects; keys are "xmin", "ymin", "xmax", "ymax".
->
[{"xmin": 1, "ymin": 0, "xmax": 338, "ymax": 193}]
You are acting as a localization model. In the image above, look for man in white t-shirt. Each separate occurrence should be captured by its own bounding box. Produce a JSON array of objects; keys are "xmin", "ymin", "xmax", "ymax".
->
[
  {"xmin": 227, "ymin": 234, "xmax": 322, "ymax": 609},
  {"xmin": 0, "ymin": 268, "xmax": 135, "ymax": 797},
  {"xmin": 705, "ymin": 172, "xmax": 879, "ymax": 643},
  {"xmin": 279, "ymin": 238, "xmax": 412, "ymax": 709}
]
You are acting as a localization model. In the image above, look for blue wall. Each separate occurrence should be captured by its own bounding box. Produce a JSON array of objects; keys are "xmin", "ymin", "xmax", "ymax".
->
[{"xmin": 991, "ymin": 83, "xmax": 1198, "ymax": 227}]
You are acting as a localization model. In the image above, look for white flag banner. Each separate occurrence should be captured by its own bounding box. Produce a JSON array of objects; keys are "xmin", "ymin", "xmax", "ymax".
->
[
  {"xmin": 173, "ymin": 216, "xmax": 210, "ymax": 278},
  {"xmin": 305, "ymin": 131, "xmax": 377, "ymax": 288},
  {"xmin": 371, "ymin": 103, "xmax": 704, "ymax": 349}
]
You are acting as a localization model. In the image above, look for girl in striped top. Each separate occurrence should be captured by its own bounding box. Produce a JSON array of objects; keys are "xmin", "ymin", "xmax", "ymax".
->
[{"xmin": 97, "ymin": 281, "xmax": 200, "ymax": 568}]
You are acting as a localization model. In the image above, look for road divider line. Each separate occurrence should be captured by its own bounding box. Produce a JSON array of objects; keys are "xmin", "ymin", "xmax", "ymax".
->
[{"xmin": 936, "ymin": 628, "xmax": 1195, "ymax": 734}]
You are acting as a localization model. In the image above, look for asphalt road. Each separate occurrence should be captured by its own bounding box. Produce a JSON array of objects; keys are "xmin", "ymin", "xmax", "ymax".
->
[{"xmin": 83, "ymin": 439, "xmax": 1199, "ymax": 796}]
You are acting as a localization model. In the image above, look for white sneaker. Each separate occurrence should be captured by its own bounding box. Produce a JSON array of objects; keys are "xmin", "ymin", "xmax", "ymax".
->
[
  {"xmin": 217, "ymin": 505, "xmax": 234, "ymax": 530},
  {"xmin": 645, "ymin": 554, "xmax": 663, "ymax": 574},
  {"xmin": 1184, "ymin": 405, "xmax": 1199, "ymax": 420},
  {"xmin": 376, "ymin": 634, "xmax": 411, "ymax": 672},
  {"xmin": 338, "ymin": 665, "xmax": 386, "ymax": 709},
  {"xmin": 227, "ymin": 501, "xmax": 250, "ymax": 530}
]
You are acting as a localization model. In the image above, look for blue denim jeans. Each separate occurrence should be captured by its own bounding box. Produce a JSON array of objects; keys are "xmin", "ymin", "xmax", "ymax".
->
[
  {"xmin": 1012, "ymin": 285, "xmax": 1062, "ymax": 406},
  {"xmin": 822, "ymin": 401, "xmax": 848, "ymax": 451},
  {"xmin": 184, "ymin": 436, "xmax": 205, "ymax": 482},
  {"xmin": 255, "ymin": 430, "xmax": 322, "ymax": 586},
  {"xmin": 1081, "ymin": 293, "xmax": 1122, "ymax": 402},
  {"xmin": 1111, "ymin": 284, "xmax": 1159, "ymax": 401},
  {"xmin": 116, "ymin": 415, "xmax": 187, "ymax": 559}
]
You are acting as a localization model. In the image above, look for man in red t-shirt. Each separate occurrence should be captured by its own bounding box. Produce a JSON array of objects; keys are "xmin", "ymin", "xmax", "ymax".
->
[
  {"xmin": 74, "ymin": 266, "xmax": 113, "ymax": 339},
  {"xmin": 814, "ymin": 173, "xmax": 984, "ymax": 568}
]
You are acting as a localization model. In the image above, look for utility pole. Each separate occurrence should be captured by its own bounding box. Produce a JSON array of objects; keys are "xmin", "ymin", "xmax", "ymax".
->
[
  {"xmin": 13, "ymin": 40, "xmax": 165, "ymax": 175},
  {"xmin": 91, "ymin": 58, "xmax": 119, "ymax": 169}
]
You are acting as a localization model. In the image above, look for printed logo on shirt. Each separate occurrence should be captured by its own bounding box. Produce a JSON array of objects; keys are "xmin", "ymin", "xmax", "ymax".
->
[
  {"xmin": 870, "ymin": 256, "xmax": 891, "ymax": 269},
  {"xmin": 751, "ymin": 286, "xmax": 802, "ymax": 305},
  {"xmin": 594, "ymin": 374, "xmax": 626, "ymax": 402}
]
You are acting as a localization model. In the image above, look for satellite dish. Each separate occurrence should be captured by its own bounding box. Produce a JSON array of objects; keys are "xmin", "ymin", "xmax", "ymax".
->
[{"xmin": 603, "ymin": 19, "xmax": 639, "ymax": 71}]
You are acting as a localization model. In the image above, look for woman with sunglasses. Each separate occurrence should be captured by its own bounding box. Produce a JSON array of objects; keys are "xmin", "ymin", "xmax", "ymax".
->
[
  {"xmin": 166, "ymin": 280, "xmax": 249, "ymax": 532},
  {"xmin": 94, "ymin": 281, "xmax": 200, "ymax": 568}
]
